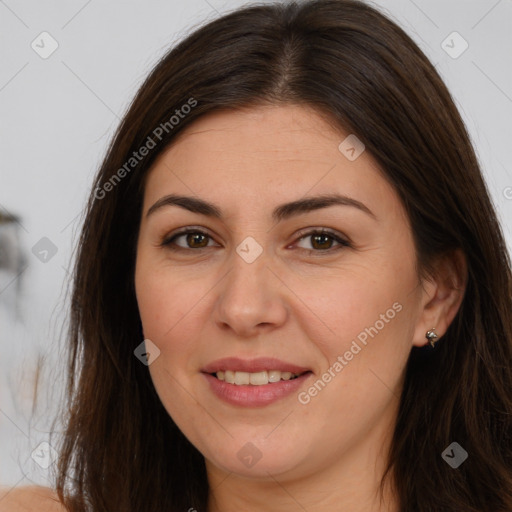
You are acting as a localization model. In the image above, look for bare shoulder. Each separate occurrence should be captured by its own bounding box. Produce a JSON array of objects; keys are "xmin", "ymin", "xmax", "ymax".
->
[{"xmin": 0, "ymin": 486, "xmax": 66, "ymax": 512}]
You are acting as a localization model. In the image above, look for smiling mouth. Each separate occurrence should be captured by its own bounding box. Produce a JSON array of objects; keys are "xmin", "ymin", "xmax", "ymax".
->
[{"xmin": 210, "ymin": 370, "xmax": 311, "ymax": 386}]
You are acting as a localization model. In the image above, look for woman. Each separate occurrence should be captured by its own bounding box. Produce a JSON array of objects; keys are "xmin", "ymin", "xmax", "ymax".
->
[{"xmin": 3, "ymin": 0, "xmax": 511, "ymax": 510}]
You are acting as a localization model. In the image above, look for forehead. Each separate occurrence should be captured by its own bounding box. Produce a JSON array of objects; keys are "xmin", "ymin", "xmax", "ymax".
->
[
  {"xmin": 142, "ymin": 104, "xmax": 403, "ymax": 222},
  {"xmin": 157, "ymin": 104, "xmax": 352, "ymax": 167}
]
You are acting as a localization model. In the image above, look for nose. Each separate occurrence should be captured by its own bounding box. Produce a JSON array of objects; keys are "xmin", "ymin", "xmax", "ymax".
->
[{"xmin": 213, "ymin": 247, "xmax": 289, "ymax": 338}]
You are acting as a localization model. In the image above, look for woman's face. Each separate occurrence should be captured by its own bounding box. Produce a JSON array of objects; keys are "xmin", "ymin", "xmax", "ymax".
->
[{"xmin": 135, "ymin": 104, "xmax": 431, "ymax": 482}]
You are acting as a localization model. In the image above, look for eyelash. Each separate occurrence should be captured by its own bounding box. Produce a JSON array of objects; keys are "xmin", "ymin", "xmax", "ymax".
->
[{"xmin": 160, "ymin": 227, "xmax": 351, "ymax": 255}]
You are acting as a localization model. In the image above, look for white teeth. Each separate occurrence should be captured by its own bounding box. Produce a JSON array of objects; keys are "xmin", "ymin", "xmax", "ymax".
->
[
  {"xmin": 249, "ymin": 371, "xmax": 268, "ymax": 385},
  {"xmin": 268, "ymin": 370, "xmax": 281, "ymax": 383},
  {"xmin": 215, "ymin": 370, "xmax": 302, "ymax": 385},
  {"xmin": 234, "ymin": 371, "xmax": 250, "ymax": 385}
]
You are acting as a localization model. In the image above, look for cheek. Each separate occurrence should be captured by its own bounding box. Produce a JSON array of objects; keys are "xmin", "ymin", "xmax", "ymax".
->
[
  {"xmin": 135, "ymin": 263, "xmax": 204, "ymax": 417},
  {"xmin": 135, "ymin": 258, "xmax": 214, "ymax": 382},
  {"xmin": 136, "ymin": 255, "xmax": 198, "ymax": 339},
  {"xmin": 292, "ymin": 263, "xmax": 413, "ymax": 353}
]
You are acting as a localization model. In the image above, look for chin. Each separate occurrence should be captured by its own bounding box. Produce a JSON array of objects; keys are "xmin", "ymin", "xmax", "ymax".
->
[
  {"xmin": 201, "ymin": 433, "xmax": 311, "ymax": 479},
  {"xmin": 209, "ymin": 452, "xmax": 306, "ymax": 480}
]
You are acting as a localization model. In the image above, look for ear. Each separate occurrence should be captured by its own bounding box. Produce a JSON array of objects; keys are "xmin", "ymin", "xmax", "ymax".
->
[{"xmin": 412, "ymin": 249, "xmax": 467, "ymax": 347}]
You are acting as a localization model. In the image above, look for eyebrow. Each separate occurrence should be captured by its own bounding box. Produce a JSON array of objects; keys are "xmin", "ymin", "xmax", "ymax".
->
[{"xmin": 146, "ymin": 193, "xmax": 376, "ymax": 222}]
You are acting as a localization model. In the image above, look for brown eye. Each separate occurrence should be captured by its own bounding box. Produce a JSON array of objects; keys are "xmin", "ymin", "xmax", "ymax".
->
[
  {"xmin": 161, "ymin": 229, "xmax": 216, "ymax": 250},
  {"xmin": 160, "ymin": 227, "xmax": 350, "ymax": 254},
  {"xmin": 183, "ymin": 232, "xmax": 209, "ymax": 248},
  {"xmin": 310, "ymin": 233, "xmax": 334, "ymax": 250},
  {"xmin": 295, "ymin": 229, "xmax": 351, "ymax": 253}
]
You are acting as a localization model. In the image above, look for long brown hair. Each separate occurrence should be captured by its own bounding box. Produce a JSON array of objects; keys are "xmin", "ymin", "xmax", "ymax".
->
[{"xmin": 52, "ymin": 0, "xmax": 512, "ymax": 510}]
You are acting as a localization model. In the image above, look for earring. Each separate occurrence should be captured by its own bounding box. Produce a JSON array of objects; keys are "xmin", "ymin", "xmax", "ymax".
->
[{"xmin": 426, "ymin": 328, "xmax": 439, "ymax": 348}]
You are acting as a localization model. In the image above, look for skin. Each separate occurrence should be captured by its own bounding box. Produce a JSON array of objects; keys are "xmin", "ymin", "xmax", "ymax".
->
[
  {"xmin": 0, "ymin": 486, "xmax": 64, "ymax": 511},
  {"xmin": 134, "ymin": 104, "xmax": 466, "ymax": 512}
]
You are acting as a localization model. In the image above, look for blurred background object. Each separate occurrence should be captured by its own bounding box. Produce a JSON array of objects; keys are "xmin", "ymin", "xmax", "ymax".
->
[{"xmin": 0, "ymin": 210, "xmax": 26, "ymax": 316}]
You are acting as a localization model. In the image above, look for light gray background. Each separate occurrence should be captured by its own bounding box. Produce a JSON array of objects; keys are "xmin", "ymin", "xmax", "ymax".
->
[{"xmin": 1, "ymin": 0, "xmax": 511, "ymax": 491}]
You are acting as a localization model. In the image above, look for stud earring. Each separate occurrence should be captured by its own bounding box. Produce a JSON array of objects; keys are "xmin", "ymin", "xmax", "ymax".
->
[{"xmin": 426, "ymin": 328, "xmax": 439, "ymax": 348}]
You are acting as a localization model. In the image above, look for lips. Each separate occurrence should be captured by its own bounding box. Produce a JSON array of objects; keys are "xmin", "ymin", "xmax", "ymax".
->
[
  {"xmin": 201, "ymin": 357, "xmax": 313, "ymax": 407},
  {"xmin": 203, "ymin": 371, "xmax": 312, "ymax": 407},
  {"xmin": 201, "ymin": 356, "xmax": 311, "ymax": 374}
]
